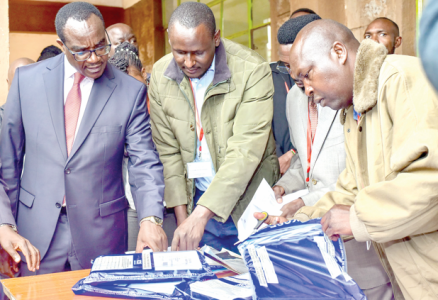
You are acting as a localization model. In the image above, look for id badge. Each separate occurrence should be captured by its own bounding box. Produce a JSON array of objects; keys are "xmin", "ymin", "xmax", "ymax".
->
[{"xmin": 187, "ymin": 162, "xmax": 213, "ymax": 179}]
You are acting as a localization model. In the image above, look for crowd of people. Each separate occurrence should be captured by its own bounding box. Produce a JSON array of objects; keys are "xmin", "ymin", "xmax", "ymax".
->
[{"xmin": 0, "ymin": 1, "xmax": 437, "ymax": 300}]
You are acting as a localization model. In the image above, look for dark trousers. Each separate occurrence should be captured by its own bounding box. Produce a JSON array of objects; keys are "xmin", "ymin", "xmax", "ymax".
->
[{"xmin": 194, "ymin": 188, "xmax": 239, "ymax": 253}]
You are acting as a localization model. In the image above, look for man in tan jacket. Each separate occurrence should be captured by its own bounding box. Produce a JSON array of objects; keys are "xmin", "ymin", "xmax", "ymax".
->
[{"xmin": 264, "ymin": 19, "xmax": 438, "ymax": 299}]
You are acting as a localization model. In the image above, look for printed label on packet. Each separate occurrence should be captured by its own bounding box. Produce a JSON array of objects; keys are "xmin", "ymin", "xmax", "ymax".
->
[
  {"xmin": 92, "ymin": 255, "xmax": 134, "ymax": 271},
  {"xmin": 247, "ymin": 245, "xmax": 268, "ymax": 287},
  {"xmin": 142, "ymin": 252, "xmax": 152, "ymax": 270},
  {"xmin": 314, "ymin": 236, "xmax": 342, "ymax": 279},
  {"xmin": 256, "ymin": 246, "xmax": 279, "ymax": 284}
]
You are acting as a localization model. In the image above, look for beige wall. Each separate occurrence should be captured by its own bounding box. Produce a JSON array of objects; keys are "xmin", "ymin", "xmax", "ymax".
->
[
  {"xmin": 26, "ymin": 0, "xmax": 141, "ymax": 9},
  {"xmin": 9, "ymin": 33, "xmax": 59, "ymax": 63},
  {"xmin": 0, "ymin": 1, "xmax": 9, "ymax": 105}
]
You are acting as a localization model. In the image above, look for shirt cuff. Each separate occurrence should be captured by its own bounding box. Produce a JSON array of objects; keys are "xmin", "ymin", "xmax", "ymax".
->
[{"xmin": 350, "ymin": 204, "xmax": 372, "ymax": 242}]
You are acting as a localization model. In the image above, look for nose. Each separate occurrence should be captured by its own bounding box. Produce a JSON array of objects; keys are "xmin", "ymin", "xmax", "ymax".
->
[
  {"xmin": 371, "ymin": 34, "xmax": 379, "ymax": 43},
  {"xmin": 87, "ymin": 51, "xmax": 100, "ymax": 63},
  {"xmin": 304, "ymin": 84, "xmax": 314, "ymax": 98},
  {"xmin": 184, "ymin": 53, "xmax": 196, "ymax": 69}
]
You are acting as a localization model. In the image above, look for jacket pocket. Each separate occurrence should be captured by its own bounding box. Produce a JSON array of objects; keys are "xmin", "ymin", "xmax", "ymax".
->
[
  {"xmin": 99, "ymin": 195, "xmax": 129, "ymax": 217},
  {"xmin": 19, "ymin": 187, "xmax": 35, "ymax": 208},
  {"xmin": 90, "ymin": 125, "xmax": 122, "ymax": 134}
]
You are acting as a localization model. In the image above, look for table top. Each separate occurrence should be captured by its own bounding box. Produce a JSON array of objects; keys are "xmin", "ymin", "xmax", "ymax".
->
[{"xmin": 1, "ymin": 269, "xmax": 124, "ymax": 300}]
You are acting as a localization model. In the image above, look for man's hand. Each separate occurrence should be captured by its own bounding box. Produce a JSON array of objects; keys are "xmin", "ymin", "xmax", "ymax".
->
[
  {"xmin": 321, "ymin": 204, "xmax": 353, "ymax": 241},
  {"xmin": 0, "ymin": 226, "xmax": 40, "ymax": 272},
  {"xmin": 278, "ymin": 151, "xmax": 293, "ymax": 174},
  {"xmin": 273, "ymin": 185, "xmax": 285, "ymax": 203},
  {"xmin": 0, "ymin": 248, "xmax": 18, "ymax": 278},
  {"xmin": 280, "ymin": 198, "xmax": 305, "ymax": 219},
  {"xmin": 171, "ymin": 205, "xmax": 214, "ymax": 251},
  {"xmin": 253, "ymin": 212, "xmax": 288, "ymax": 225},
  {"xmin": 136, "ymin": 220, "xmax": 168, "ymax": 252},
  {"xmin": 174, "ymin": 205, "xmax": 188, "ymax": 227}
]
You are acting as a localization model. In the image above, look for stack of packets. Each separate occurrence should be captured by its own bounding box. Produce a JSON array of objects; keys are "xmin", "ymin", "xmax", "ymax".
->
[
  {"xmin": 237, "ymin": 218, "xmax": 367, "ymax": 299},
  {"xmin": 72, "ymin": 250, "xmax": 217, "ymax": 299}
]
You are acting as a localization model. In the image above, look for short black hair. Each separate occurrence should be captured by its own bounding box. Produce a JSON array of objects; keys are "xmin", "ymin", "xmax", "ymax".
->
[
  {"xmin": 290, "ymin": 8, "xmax": 316, "ymax": 18},
  {"xmin": 373, "ymin": 17, "xmax": 400, "ymax": 35},
  {"xmin": 168, "ymin": 2, "xmax": 216, "ymax": 37},
  {"xmin": 277, "ymin": 14, "xmax": 322, "ymax": 44},
  {"xmin": 55, "ymin": 2, "xmax": 105, "ymax": 42},
  {"xmin": 37, "ymin": 45, "xmax": 62, "ymax": 62},
  {"xmin": 108, "ymin": 42, "xmax": 142, "ymax": 73}
]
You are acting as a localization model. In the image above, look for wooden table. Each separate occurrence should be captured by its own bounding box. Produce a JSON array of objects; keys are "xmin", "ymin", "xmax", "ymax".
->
[{"xmin": 1, "ymin": 269, "xmax": 124, "ymax": 300}]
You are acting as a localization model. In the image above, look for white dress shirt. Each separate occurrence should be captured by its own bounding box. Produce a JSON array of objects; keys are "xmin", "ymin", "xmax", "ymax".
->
[{"xmin": 63, "ymin": 56, "xmax": 94, "ymax": 139}]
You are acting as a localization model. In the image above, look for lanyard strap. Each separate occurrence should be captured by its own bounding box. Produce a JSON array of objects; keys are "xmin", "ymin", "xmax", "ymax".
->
[
  {"xmin": 284, "ymin": 81, "xmax": 290, "ymax": 93},
  {"xmin": 306, "ymin": 103, "xmax": 316, "ymax": 183},
  {"xmin": 189, "ymin": 79, "xmax": 204, "ymax": 154}
]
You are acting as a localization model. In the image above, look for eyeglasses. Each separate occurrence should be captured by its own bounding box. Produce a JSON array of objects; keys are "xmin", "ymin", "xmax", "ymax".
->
[
  {"xmin": 276, "ymin": 60, "xmax": 291, "ymax": 75},
  {"xmin": 63, "ymin": 30, "xmax": 112, "ymax": 62}
]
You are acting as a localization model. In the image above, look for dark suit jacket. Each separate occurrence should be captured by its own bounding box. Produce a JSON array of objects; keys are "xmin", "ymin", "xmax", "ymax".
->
[
  {"xmin": 0, "ymin": 54, "xmax": 164, "ymax": 268},
  {"xmin": 270, "ymin": 62, "xmax": 294, "ymax": 156}
]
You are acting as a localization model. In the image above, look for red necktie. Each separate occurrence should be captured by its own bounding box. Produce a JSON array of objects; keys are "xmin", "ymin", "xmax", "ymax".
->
[
  {"xmin": 63, "ymin": 72, "xmax": 84, "ymax": 206},
  {"xmin": 309, "ymin": 100, "xmax": 318, "ymax": 140},
  {"xmin": 65, "ymin": 72, "xmax": 85, "ymax": 156}
]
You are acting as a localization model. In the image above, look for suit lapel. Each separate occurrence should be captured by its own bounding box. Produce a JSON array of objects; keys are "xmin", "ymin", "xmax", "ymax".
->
[
  {"xmin": 310, "ymin": 107, "xmax": 338, "ymax": 172},
  {"xmin": 66, "ymin": 65, "xmax": 116, "ymax": 164},
  {"xmin": 43, "ymin": 55, "xmax": 67, "ymax": 161}
]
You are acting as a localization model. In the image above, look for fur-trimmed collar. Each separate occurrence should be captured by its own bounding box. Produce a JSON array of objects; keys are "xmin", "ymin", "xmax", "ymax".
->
[{"xmin": 353, "ymin": 39, "xmax": 388, "ymax": 113}]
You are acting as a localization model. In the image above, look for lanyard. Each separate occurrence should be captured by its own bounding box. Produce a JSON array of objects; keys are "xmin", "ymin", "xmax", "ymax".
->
[
  {"xmin": 189, "ymin": 79, "xmax": 204, "ymax": 157},
  {"xmin": 284, "ymin": 81, "xmax": 290, "ymax": 93},
  {"xmin": 306, "ymin": 103, "xmax": 316, "ymax": 183}
]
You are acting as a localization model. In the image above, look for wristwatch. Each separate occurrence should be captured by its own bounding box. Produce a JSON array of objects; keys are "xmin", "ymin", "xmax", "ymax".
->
[
  {"xmin": 0, "ymin": 223, "xmax": 18, "ymax": 232},
  {"xmin": 140, "ymin": 216, "xmax": 163, "ymax": 227}
]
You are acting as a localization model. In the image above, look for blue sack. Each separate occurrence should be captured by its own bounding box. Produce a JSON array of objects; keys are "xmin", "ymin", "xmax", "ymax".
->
[{"xmin": 237, "ymin": 219, "xmax": 366, "ymax": 299}]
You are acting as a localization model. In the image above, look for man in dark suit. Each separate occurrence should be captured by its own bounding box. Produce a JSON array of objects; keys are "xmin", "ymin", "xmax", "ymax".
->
[{"xmin": 0, "ymin": 2, "xmax": 166, "ymax": 278}]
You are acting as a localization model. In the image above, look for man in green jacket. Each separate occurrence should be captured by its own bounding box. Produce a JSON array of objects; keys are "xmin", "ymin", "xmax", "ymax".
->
[{"xmin": 149, "ymin": 2, "xmax": 279, "ymax": 252}]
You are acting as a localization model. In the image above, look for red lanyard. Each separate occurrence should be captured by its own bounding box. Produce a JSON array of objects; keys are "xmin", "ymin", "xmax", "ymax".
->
[
  {"xmin": 284, "ymin": 82, "xmax": 290, "ymax": 93},
  {"xmin": 189, "ymin": 79, "xmax": 204, "ymax": 156},
  {"xmin": 306, "ymin": 104, "xmax": 315, "ymax": 183}
]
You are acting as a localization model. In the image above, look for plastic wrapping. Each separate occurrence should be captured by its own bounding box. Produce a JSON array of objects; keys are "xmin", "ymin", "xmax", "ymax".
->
[
  {"xmin": 83, "ymin": 251, "xmax": 216, "ymax": 286},
  {"xmin": 237, "ymin": 218, "xmax": 366, "ymax": 299}
]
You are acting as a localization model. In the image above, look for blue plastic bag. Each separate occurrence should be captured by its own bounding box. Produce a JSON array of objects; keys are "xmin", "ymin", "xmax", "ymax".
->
[
  {"xmin": 82, "ymin": 250, "xmax": 216, "ymax": 286},
  {"xmin": 238, "ymin": 219, "xmax": 366, "ymax": 299}
]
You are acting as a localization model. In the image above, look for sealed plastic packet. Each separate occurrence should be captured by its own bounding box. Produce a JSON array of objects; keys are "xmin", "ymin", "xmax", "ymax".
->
[{"xmin": 237, "ymin": 219, "xmax": 366, "ymax": 299}]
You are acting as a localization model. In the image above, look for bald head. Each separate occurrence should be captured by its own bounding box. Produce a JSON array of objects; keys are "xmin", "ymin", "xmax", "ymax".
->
[
  {"xmin": 107, "ymin": 23, "xmax": 138, "ymax": 56},
  {"xmin": 7, "ymin": 58, "xmax": 35, "ymax": 90},
  {"xmin": 364, "ymin": 18, "xmax": 401, "ymax": 54},
  {"xmin": 290, "ymin": 19, "xmax": 359, "ymax": 110}
]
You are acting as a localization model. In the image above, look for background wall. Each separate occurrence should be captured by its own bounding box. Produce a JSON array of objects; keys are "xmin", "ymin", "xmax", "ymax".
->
[
  {"xmin": 271, "ymin": 0, "xmax": 417, "ymax": 61},
  {"xmin": 9, "ymin": 33, "xmax": 58, "ymax": 62}
]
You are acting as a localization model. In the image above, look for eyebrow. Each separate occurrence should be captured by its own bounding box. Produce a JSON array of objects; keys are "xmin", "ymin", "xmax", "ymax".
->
[{"xmin": 70, "ymin": 37, "xmax": 106, "ymax": 52}]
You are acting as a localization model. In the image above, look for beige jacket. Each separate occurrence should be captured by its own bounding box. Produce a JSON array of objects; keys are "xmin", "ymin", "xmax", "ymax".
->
[{"xmin": 296, "ymin": 40, "xmax": 438, "ymax": 299}]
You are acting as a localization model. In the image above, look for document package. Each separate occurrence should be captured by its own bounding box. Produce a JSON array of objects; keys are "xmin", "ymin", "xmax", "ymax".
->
[
  {"xmin": 84, "ymin": 250, "xmax": 215, "ymax": 285},
  {"xmin": 237, "ymin": 219, "xmax": 366, "ymax": 300}
]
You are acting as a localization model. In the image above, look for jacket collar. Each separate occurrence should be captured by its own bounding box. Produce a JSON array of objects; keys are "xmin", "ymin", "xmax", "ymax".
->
[
  {"xmin": 353, "ymin": 39, "xmax": 388, "ymax": 113},
  {"xmin": 163, "ymin": 39, "xmax": 231, "ymax": 85}
]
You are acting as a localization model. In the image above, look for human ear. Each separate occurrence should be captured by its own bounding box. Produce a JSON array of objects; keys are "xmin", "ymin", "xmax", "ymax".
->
[
  {"xmin": 214, "ymin": 30, "xmax": 221, "ymax": 47},
  {"xmin": 56, "ymin": 39, "xmax": 66, "ymax": 53},
  {"xmin": 394, "ymin": 36, "xmax": 402, "ymax": 48},
  {"xmin": 333, "ymin": 41, "xmax": 348, "ymax": 65}
]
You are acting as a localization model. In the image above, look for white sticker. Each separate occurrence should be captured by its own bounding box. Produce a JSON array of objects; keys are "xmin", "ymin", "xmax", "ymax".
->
[
  {"xmin": 314, "ymin": 236, "xmax": 342, "ymax": 279},
  {"xmin": 187, "ymin": 162, "xmax": 213, "ymax": 179},
  {"xmin": 153, "ymin": 251, "xmax": 202, "ymax": 271},
  {"xmin": 256, "ymin": 246, "xmax": 279, "ymax": 284},
  {"xmin": 247, "ymin": 245, "xmax": 267, "ymax": 287},
  {"xmin": 92, "ymin": 255, "xmax": 133, "ymax": 271},
  {"xmin": 142, "ymin": 252, "xmax": 152, "ymax": 270}
]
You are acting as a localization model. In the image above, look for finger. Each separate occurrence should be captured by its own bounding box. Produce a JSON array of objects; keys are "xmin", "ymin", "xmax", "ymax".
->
[
  {"xmin": 35, "ymin": 246, "xmax": 41, "ymax": 270},
  {"xmin": 17, "ymin": 241, "xmax": 33, "ymax": 271},
  {"xmin": 171, "ymin": 232, "xmax": 180, "ymax": 251},
  {"xmin": 25, "ymin": 240, "xmax": 38, "ymax": 271},
  {"xmin": 178, "ymin": 234, "xmax": 188, "ymax": 251},
  {"xmin": 276, "ymin": 196, "xmax": 283, "ymax": 204},
  {"xmin": 3, "ymin": 243, "xmax": 21, "ymax": 265},
  {"xmin": 190, "ymin": 236, "xmax": 201, "ymax": 251},
  {"xmin": 148, "ymin": 240, "xmax": 160, "ymax": 252},
  {"xmin": 161, "ymin": 232, "xmax": 168, "ymax": 252},
  {"xmin": 330, "ymin": 234, "xmax": 340, "ymax": 242},
  {"xmin": 136, "ymin": 240, "xmax": 146, "ymax": 253},
  {"xmin": 320, "ymin": 216, "xmax": 329, "ymax": 232}
]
